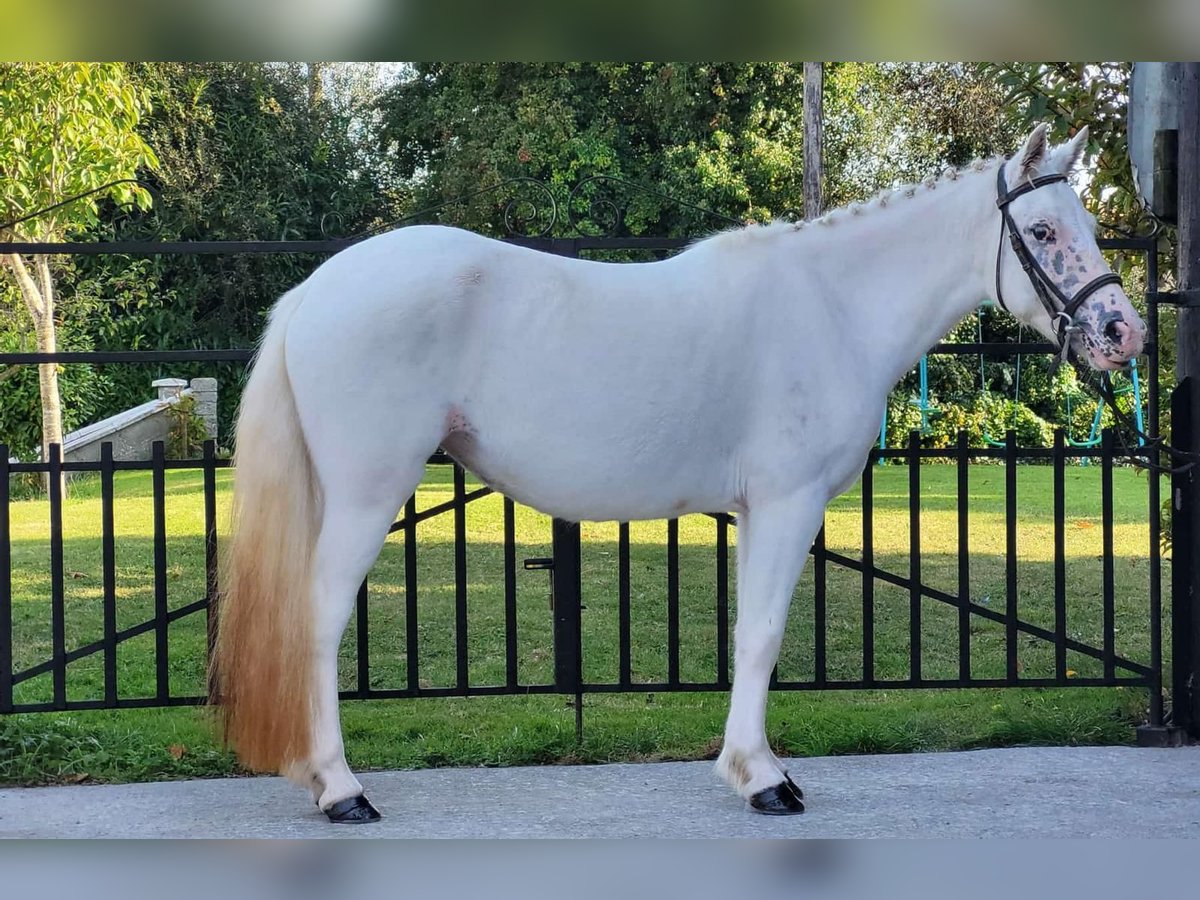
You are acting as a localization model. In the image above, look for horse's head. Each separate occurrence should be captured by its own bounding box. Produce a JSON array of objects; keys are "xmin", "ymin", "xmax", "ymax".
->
[{"xmin": 994, "ymin": 124, "xmax": 1145, "ymax": 371}]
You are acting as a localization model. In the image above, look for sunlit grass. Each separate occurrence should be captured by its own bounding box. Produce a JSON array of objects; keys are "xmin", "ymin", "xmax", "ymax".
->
[{"xmin": 1, "ymin": 462, "xmax": 1163, "ymax": 785}]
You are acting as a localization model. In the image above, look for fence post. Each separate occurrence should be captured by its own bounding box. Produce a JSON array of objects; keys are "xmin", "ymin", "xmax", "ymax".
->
[
  {"xmin": 1172, "ymin": 61, "xmax": 1200, "ymax": 740},
  {"xmin": 1171, "ymin": 381, "xmax": 1198, "ymax": 739},
  {"xmin": 551, "ymin": 518, "xmax": 583, "ymax": 741},
  {"xmin": 0, "ymin": 447, "xmax": 11, "ymax": 713}
]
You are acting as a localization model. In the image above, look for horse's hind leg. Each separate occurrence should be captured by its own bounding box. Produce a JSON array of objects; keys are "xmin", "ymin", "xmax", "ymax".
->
[
  {"xmin": 715, "ymin": 493, "xmax": 825, "ymax": 815},
  {"xmin": 295, "ymin": 456, "xmax": 430, "ymax": 823}
]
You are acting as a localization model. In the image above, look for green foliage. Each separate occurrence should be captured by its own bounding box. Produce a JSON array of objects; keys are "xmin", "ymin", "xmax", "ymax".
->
[
  {"xmin": 2, "ymin": 64, "xmax": 388, "ymax": 452},
  {"xmin": 981, "ymin": 63, "xmax": 1140, "ymax": 229},
  {"xmin": 65, "ymin": 63, "xmax": 390, "ymax": 440},
  {"xmin": 375, "ymin": 63, "xmax": 809, "ymax": 235},
  {"xmin": 376, "ymin": 63, "xmax": 1023, "ymax": 237},
  {"xmin": 824, "ymin": 63, "xmax": 1024, "ymax": 207},
  {"xmin": 884, "ymin": 356, "xmax": 1154, "ymax": 457},
  {"xmin": 0, "ymin": 63, "xmax": 157, "ymax": 463},
  {"xmin": 884, "ymin": 391, "xmax": 1054, "ymax": 452},
  {"xmin": 0, "ymin": 314, "xmax": 112, "ymax": 461},
  {"xmin": 0, "ymin": 63, "xmax": 158, "ymax": 240}
]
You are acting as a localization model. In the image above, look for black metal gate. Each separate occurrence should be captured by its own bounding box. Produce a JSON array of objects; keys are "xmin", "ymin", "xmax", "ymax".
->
[{"xmin": 0, "ymin": 199, "xmax": 1181, "ymax": 741}]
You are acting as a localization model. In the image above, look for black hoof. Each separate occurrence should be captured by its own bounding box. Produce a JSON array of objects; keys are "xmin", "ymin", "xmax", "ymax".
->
[
  {"xmin": 324, "ymin": 794, "xmax": 382, "ymax": 823},
  {"xmin": 749, "ymin": 777, "xmax": 805, "ymax": 816},
  {"xmin": 782, "ymin": 772, "xmax": 804, "ymax": 800}
]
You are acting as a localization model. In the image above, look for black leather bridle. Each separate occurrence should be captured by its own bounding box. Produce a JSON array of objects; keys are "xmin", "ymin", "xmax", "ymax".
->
[
  {"xmin": 994, "ymin": 163, "xmax": 1123, "ymax": 370},
  {"xmin": 992, "ymin": 161, "xmax": 1200, "ymax": 473}
]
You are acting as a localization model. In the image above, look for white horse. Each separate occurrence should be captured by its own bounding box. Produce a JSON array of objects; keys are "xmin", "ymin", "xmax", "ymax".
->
[{"xmin": 213, "ymin": 125, "xmax": 1145, "ymax": 822}]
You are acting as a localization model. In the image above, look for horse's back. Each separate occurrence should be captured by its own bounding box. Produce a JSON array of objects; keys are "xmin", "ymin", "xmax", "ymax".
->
[{"xmin": 282, "ymin": 225, "xmax": 771, "ymax": 519}]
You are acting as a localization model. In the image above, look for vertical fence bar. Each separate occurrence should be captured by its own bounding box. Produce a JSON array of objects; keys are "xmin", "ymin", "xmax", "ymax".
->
[
  {"xmin": 908, "ymin": 430, "xmax": 922, "ymax": 683},
  {"xmin": 1174, "ymin": 65, "xmax": 1200, "ymax": 738},
  {"xmin": 716, "ymin": 515, "xmax": 730, "ymax": 688},
  {"xmin": 101, "ymin": 443, "xmax": 118, "ymax": 706},
  {"xmin": 503, "ymin": 497, "xmax": 518, "ymax": 688},
  {"xmin": 1172, "ymin": 379, "xmax": 1198, "ymax": 736},
  {"xmin": 1053, "ymin": 430, "xmax": 1067, "ymax": 683},
  {"xmin": 404, "ymin": 495, "xmax": 419, "ymax": 692},
  {"xmin": 550, "ymin": 234, "xmax": 584, "ymax": 749},
  {"xmin": 1146, "ymin": 246, "xmax": 1163, "ymax": 725},
  {"xmin": 956, "ymin": 431, "xmax": 971, "ymax": 683},
  {"xmin": 813, "ymin": 522, "xmax": 827, "ymax": 687},
  {"xmin": 861, "ymin": 461, "xmax": 875, "ymax": 686},
  {"xmin": 619, "ymin": 522, "xmax": 632, "ymax": 687},
  {"xmin": 1005, "ymin": 430, "xmax": 1018, "ymax": 682},
  {"xmin": 356, "ymin": 578, "xmax": 370, "ymax": 696},
  {"xmin": 454, "ymin": 464, "xmax": 469, "ymax": 691},
  {"xmin": 1101, "ymin": 428, "xmax": 1116, "ymax": 681},
  {"xmin": 151, "ymin": 441, "xmax": 169, "ymax": 703},
  {"xmin": 202, "ymin": 440, "xmax": 218, "ymax": 698},
  {"xmin": 551, "ymin": 519, "xmax": 583, "ymax": 739},
  {"xmin": 667, "ymin": 518, "xmax": 680, "ymax": 685},
  {"xmin": 0, "ymin": 446, "xmax": 11, "ymax": 712},
  {"xmin": 49, "ymin": 443, "xmax": 66, "ymax": 709}
]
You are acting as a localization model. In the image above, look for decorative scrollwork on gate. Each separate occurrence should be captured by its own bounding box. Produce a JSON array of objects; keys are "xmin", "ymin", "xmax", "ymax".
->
[{"xmin": 344, "ymin": 178, "xmax": 560, "ymax": 242}]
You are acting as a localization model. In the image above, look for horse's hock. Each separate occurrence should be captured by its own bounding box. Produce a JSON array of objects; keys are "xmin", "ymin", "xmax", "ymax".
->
[{"xmin": 61, "ymin": 375, "xmax": 219, "ymax": 463}]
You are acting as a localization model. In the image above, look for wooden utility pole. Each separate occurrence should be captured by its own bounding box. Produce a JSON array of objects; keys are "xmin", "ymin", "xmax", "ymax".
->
[
  {"xmin": 1173, "ymin": 61, "xmax": 1200, "ymax": 738},
  {"xmin": 803, "ymin": 62, "xmax": 823, "ymax": 220}
]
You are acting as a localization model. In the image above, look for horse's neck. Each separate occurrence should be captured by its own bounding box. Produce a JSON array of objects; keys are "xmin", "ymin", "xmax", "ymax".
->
[{"xmin": 807, "ymin": 169, "xmax": 998, "ymax": 393}]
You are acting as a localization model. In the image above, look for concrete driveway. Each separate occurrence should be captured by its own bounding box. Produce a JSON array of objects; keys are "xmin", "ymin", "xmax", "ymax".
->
[{"xmin": 1, "ymin": 745, "xmax": 1197, "ymax": 838}]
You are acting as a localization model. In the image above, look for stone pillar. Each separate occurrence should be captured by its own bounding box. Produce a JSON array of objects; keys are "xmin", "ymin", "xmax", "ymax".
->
[
  {"xmin": 190, "ymin": 377, "xmax": 219, "ymax": 442},
  {"xmin": 152, "ymin": 377, "xmax": 187, "ymax": 402}
]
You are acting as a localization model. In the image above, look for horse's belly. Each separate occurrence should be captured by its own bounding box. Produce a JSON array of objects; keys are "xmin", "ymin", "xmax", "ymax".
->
[{"xmin": 441, "ymin": 425, "xmax": 738, "ymax": 522}]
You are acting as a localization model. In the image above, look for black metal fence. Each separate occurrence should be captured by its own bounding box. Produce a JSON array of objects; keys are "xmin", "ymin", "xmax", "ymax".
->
[{"xmin": 0, "ymin": 224, "xmax": 1173, "ymax": 740}]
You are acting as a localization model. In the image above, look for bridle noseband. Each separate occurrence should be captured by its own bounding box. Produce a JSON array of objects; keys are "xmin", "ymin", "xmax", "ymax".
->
[{"xmin": 994, "ymin": 164, "xmax": 1123, "ymax": 369}]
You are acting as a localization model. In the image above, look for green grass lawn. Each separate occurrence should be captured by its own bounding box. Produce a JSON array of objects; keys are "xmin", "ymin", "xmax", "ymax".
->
[{"xmin": 0, "ymin": 462, "xmax": 1165, "ymax": 786}]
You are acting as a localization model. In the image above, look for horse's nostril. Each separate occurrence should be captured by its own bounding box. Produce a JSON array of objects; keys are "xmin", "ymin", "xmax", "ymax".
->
[{"xmin": 1104, "ymin": 321, "xmax": 1123, "ymax": 344}]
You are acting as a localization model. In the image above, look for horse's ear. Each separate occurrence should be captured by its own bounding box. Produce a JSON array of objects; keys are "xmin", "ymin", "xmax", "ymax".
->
[
  {"xmin": 1011, "ymin": 123, "xmax": 1050, "ymax": 181},
  {"xmin": 1049, "ymin": 125, "xmax": 1090, "ymax": 174}
]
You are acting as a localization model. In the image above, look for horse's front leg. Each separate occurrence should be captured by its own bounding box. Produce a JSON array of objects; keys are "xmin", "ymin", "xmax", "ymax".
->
[{"xmin": 716, "ymin": 492, "xmax": 825, "ymax": 815}]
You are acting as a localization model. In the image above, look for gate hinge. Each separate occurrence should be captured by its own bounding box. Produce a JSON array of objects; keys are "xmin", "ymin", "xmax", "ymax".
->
[{"xmin": 524, "ymin": 557, "xmax": 555, "ymax": 610}]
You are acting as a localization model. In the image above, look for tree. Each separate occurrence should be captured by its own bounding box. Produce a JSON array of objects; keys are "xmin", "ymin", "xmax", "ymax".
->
[
  {"xmin": 373, "ymin": 63, "xmax": 1025, "ymax": 241},
  {"xmin": 59, "ymin": 63, "xmax": 392, "ymax": 443},
  {"xmin": 0, "ymin": 63, "xmax": 157, "ymax": 476},
  {"xmin": 373, "ymin": 63, "xmax": 811, "ymax": 237},
  {"xmin": 803, "ymin": 62, "xmax": 823, "ymax": 219},
  {"xmin": 823, "ymin": 62, "xmax": 1026, "ymax": 206},
  {"xmin": 981, "ymin": 63, "xmax": 1137, "ymax": 227}
]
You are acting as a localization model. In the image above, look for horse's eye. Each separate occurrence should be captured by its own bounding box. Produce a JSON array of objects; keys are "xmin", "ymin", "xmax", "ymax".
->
[{"xmin": 1031, "ymin": 224, "xmax": 1052, "ymax": 242}]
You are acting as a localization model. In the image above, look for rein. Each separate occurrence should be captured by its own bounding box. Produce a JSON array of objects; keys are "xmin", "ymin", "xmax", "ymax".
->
[
  {"xmin": 1090, "ymin": 368, "xmax": 1197, "ymax": 476},
  {"xmin": 993, "ymin": 165, "xmax": 1123, "ymax": 371}
]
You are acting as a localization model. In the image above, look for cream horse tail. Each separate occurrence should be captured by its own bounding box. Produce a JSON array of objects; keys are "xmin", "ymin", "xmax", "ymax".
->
[{"xmin": 211, "ymin": 285, "xmax": 320, "ymax": 773}]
